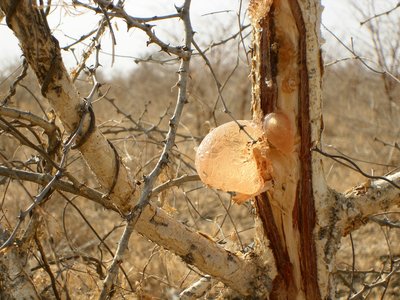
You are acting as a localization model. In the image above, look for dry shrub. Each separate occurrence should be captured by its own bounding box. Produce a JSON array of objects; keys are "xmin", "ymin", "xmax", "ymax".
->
[{"xmin": 0, "ymin": 46, "xmax": 254, "ymax": 298}]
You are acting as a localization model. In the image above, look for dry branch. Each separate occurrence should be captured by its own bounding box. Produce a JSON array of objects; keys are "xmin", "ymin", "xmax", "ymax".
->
[
  {"xmin": 338, "ymin": 172, "xmax": 400, "ymax": 235},
  {"xmin": 0, "ymin": 106, "xmax": 56, "ymax": 134},
  {"xmin": 179, "ymin": 275, "xmax": 213, "ymax": 299},
  {"xmin": 0, "ymin": 0, "xmax": 135, "ymax": 211}
]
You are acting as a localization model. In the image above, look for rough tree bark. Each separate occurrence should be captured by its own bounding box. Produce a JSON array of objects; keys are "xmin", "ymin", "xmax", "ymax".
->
[
  {"xmin": 1, "ymin": 1, "xmax": 400, "ymax": 299},
  {"xmin": 249, "ymin": 0, "xmax": 327, "ymax": 298},
  {"xmin": 250, "ymin": 1, "xmax": 400, "ymax": 299}
]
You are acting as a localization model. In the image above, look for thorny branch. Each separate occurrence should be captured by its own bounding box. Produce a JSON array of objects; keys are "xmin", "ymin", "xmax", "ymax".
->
[
  {"xmin": 0, "ymin": 72, "xmax": 99, "ymax": 250},
  {"xmin": 349, "ymin": 260, "xmax": 400, "ymax": 300},
  {"xmin": 98, "ymin": 1, "xmax": 194, "ymax": 298},
  {"xmin": 71, "ymin": 15, "xmax": 109, "ymax": 81},
  {"xmin": 0, "ymin": 105, "xmax": 57, "ymax": 134},
  {"xmin": 1, "ymin": 58, "xmax": 28, "ymax": 106},
  {"xmin": 58, "ymin": 192, "xmax": 135, "ymax": 293},
  {"xmin": 0, "ymin": 166, "xmax": 200, "ymax": 210},
  {"xmin": 0, "ymin": 166, "xmax": 104, "ymax": 204},
  {"xmin": 0, "ymin": 116, "xmax": 60, "ymax": 170},
  {"xmin": 72, "ymin": 0, "xmax": 189, "ymax": 58},
  {"xmin": 0, "ymin": 23, "xmax": 103, "ymax": 250}
]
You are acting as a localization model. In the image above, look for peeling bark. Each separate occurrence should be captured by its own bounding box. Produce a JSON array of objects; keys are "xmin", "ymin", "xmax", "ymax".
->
[
  {"xmin": 135, "ymin": 204, "xmax": 271, "ymax": 296},
  {"xmin": 250, "ymin": 0, "xmax": 326, "ymax": 298},
  {"xmin": 339, "ymin": 172, "xmax": 400, "ymax": 235}
]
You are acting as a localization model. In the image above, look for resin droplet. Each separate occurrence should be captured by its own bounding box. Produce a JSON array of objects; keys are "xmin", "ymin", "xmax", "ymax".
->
[
  {"xmin": 263, "ymin": 112, "xmax": 294, "ymax": 154},
  {"xmin": 195, "ymin": 120, "xmax": 268, "ymax": 199}
]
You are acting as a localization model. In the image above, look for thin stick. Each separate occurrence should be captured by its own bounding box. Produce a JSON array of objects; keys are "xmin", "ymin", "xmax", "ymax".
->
[{"xmin": 98, "ymin": 2, "xmax": 194, "ymax": 298}]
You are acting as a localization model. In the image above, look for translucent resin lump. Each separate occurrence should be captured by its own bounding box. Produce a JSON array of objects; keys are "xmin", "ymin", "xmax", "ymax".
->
[
  {"xmin": 263, "ymin": 112, "xmax": 294, "ymax": 154},
  {"xmin": 195, "ymin": 120, "xmax": 271, "ymax": 203}
]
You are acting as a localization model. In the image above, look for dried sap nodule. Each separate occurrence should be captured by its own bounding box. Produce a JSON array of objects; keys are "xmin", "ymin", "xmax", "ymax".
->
[
  {"xmin": 195, "ymin": 113, "xmax": 294, "ymax": 204},
  {"xmin": 263, "ymin": 112, "xmax": 294, "ymax": 154},
  {"xmin": 195, "ymin": 120, "xmax": 266, "ymax": 199}
]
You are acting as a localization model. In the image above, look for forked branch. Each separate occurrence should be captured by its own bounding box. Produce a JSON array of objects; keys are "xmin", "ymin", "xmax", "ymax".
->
[{"xmin": 0, "ymin": 0, "xmax": 271, "ymax": 296}]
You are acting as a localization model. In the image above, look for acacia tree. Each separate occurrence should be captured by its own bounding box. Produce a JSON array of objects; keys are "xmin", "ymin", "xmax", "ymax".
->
[{"xmin": 0, "ymin": 0, "xmax": 399, "ymax": 299}]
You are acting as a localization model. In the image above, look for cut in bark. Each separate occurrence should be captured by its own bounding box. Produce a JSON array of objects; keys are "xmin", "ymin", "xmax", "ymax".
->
[{"xmin": 249, "ymin": 0, "xmax": 327, "ymax": 298}]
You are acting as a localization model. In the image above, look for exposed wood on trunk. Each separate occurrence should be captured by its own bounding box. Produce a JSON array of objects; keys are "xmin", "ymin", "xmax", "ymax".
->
[
  {"xmin": 288, "ymin": 1, "xmax": 320, "ymax": 298},
  {"xmin": 250, "ymin": 0, "xmax": 324, "ymax": 298},
  {"xmin": 255, "ymin": 194, "xmax": 295, "ymax": 299}
]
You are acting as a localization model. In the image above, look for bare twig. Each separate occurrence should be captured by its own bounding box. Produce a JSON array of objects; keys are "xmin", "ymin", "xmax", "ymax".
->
[
  {"xmin": 370, "ymin": 215, "xmax": 400, "ymax": 229},
  {"xmin": 1, "ymin": 58, "xmax": 28, "ymax": 106},
  {"xmin": 191, "ymin": 39, "xmax": 256, "ymax": 142},
  {"xmin": 313, "ymin": 146, "xmax": 400, "ymax": 190},
  {"xmin": 322, "ymin": 23, "xmax": 400, "ymax": 84},
  {"xmin": 0, "ymin": 119, "xmax": 82, "ymax": 250},
  {"xmin": 34, "ymin": 234, "xmax": 62, "ymax": 300},
  {"xmin": 324, "ymin": 144, "xmax": 397, "ymax": 168},
  {"xmin": 99, "ymin": 3, "xmax": 194, "ymax": 298},
  {"xmin": 360, "ymin": 2, "xmax": 400, "ymax": 25},
  {"xmin": 59, "ymin": 192, "xmax": 134, "ymax": 293},
  {"xmin": 151, "ymin": 174, "xmax": 199, "ymax": 196},
  {"xmin": 62, "ymin": 28, "xmax": 98, "ymax": 50},
  {"xmin": 348, "ymin": 233, "xmax": 356, "ymax": 299},
  {"xmin": 0, "ymin": 166, "xmax": 105, "ymax": 205},
  {"xmin": 71, "ymin": 16, "xmax": 108, "ymax": 81},
  {"xmin": 0, "ymin": 116, "xmax": 60, "ymax": 170},
  {"xmin": 78, "ymin": 0, "xmax": 188, "ymax": 58},
  {"xmin": 0, "ymin": 106, "xmax": 57, "ymax": 134},
  {"xmin": 349, "ymin": 260, "xmax": 400, "ymax": 300}
]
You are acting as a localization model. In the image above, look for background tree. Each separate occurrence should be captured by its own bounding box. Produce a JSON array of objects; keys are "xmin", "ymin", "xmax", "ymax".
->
[{"xmin": 0, "ymin": 0, "xmax": 399, "ymax": 299}]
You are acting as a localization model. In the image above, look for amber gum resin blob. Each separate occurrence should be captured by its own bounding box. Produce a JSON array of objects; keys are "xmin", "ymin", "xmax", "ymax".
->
[
  {"xmin": 263, "ymin": 112, "xmax": 294, "ymax": 154},
  {"xmin": 195, "ymin": 120, "xmax": 265, "ymax": 198}
]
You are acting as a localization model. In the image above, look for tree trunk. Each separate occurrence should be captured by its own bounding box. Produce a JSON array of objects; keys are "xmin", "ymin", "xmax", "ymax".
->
[{"xmin": 250, "ymin": 0, "xmax": 329, "ymax": 299}]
